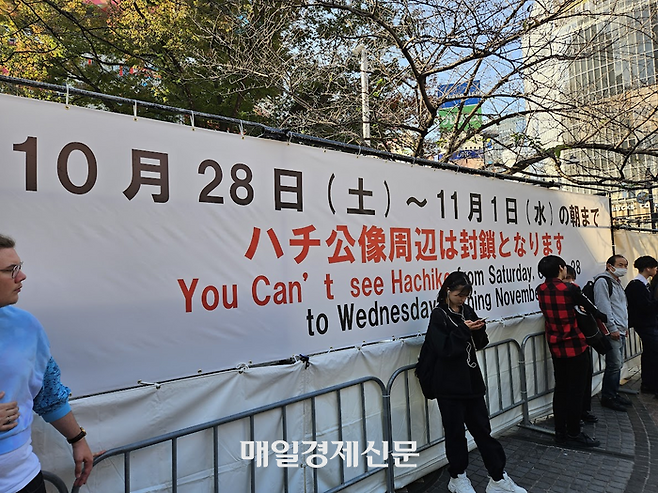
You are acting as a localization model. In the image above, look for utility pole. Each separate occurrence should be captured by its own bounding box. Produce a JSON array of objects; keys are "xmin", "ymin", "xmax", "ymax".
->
[{"xmin": 353, "ymin": 44, "xmax": 370, "ymax": 146}]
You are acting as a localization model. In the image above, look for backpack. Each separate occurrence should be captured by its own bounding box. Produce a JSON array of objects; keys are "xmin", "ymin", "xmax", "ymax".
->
[
  {"xmin": 581, "ymin": 275, "xmax": 613, "ymax": 303},
  {"xmin": 415, "ymin": 336, "xmax": 437, "ymax": 400}
]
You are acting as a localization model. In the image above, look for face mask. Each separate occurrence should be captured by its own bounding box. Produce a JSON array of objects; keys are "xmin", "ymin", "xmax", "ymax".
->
[{"xmin": 613, "ymin": 267, "xmax": 628, "ymax": 278}]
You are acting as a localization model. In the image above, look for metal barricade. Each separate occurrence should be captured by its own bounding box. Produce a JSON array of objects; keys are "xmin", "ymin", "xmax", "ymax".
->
[
  {"xmin": 518, "ymin": 331, "xmax": 553, "ymax": 428},
  {"xmin": 54, "ymin": 329, "xmax": 641, "ymax": 492},
  {"xmin": 72, "ymin": 376, "xmax": 389, "ymax": 493},
  {"xmin": 624, "ymin": 327, "xmax": 643, "ymax": 365},
  {"xmin": 519, "ymin": 328, "xmax": 643, "ymax": 429},
  {"xmin": 43, "ymin": 470, "xmax": 69, "ymax": 493},
  {"xmin": 478, "ymin": 338, "xmax": 525, "ymax": 418},
  {"xmin": 383, "ymin": 337, "xmax": 525, "ymax": 487},
  {"xmin": 385, "ymin": 362, "xmax": 443, "ymax": 454}
]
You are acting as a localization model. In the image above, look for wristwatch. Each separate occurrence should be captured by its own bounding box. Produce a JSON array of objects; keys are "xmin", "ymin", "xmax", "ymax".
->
[{"xmin": 67, "ymin": 427, "xmax": 87, "ymax": 444}]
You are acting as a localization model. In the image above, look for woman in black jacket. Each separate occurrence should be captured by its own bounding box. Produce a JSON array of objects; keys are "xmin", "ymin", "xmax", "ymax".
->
[{"xmin": 424, "ymin": 271, "xmax": 526, "ymax": 493}]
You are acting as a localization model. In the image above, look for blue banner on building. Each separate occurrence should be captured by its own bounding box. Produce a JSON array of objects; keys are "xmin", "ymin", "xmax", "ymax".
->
[{"xmin": 437, "ymin": 81, "xmax": 481, "ymax": 108}]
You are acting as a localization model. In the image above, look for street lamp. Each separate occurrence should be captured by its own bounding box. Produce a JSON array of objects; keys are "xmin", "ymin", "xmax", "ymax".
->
[
  {"xmin": 644, "ymin": 168, "xmax": 657, "ymax": 229},
  {"xmin": 353, "ymin": 44, "xmax": 371, "ymax": 146}
]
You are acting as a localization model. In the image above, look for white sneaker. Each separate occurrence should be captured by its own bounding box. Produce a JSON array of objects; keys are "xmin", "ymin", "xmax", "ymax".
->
[
  {"xmin": 448, "ymin": 472, "xmax": 477, "ymax": 493},
  {"xmin": 486, "ymin": 472, "xmax": 527, "ymax": 493}
]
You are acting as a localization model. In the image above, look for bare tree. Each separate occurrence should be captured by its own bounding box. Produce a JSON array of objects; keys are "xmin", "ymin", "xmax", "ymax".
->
[{"xmin": 2, "ymin": 0, "xmax": 658, "ymax": 190}]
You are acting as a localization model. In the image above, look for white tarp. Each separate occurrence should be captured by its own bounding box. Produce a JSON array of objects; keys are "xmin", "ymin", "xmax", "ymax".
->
[
  {"xmin": 0, "ymin": 94, "xmax": 613, "ymax": 396},
  {"xmin": 33, "ymin": 316, "xmax": 540, "ymax": 493},
  {"xmin": 614, "ymin": 229, "xmax": 658, "ymax": 268}
]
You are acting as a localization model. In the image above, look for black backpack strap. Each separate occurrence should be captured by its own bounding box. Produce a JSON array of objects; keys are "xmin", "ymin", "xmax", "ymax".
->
[{"xmin": 594, "ymin": 275, "xmax": 613, "ymax": 297}]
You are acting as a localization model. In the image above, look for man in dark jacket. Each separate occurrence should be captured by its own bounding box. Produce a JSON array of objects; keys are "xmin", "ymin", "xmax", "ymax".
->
[{"xmin": 626, "ymin": 256, "xmax": 658, "ymax": 396}]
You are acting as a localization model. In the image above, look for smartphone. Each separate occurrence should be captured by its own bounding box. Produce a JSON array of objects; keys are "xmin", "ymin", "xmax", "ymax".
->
[{"xmin": 478, "ymin": 317, "xmax": 489, "ymax": 322}]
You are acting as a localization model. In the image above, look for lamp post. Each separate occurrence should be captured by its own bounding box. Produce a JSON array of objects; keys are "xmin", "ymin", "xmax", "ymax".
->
[
  {"xmin": 353, "ymin": 44, "xmax": 371, "ymax": 145},
  {"xmin": 644, "ymin": 168, "xmax": 657, "ymax": 229}
]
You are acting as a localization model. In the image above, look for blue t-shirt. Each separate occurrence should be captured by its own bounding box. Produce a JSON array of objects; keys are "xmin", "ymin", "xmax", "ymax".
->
[{"xmin": 0, "ymin": 305, "xmax": 71, "ymax": 455}]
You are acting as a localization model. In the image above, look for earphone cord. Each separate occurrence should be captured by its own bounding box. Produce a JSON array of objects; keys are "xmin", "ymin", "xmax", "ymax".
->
[{"xmin": 442, "ymin": 307, "xmax": 477, "ymax": 368}]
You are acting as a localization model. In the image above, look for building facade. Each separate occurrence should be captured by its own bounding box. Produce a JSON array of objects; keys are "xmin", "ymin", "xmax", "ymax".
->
[{"xmin": 524, "ymin": 0, "xmax": 658, "ymax": 227}]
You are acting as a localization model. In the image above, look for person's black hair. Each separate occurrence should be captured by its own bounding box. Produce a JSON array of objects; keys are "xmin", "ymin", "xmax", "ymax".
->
[
  {"xmin": 437, "ymin": 271, "xmax": 472, "ymax": 303},
  {"xmin": 565, "ymin": 265, "xmax": 577, "ymax": 280},
  {"xmin": 606, "ymin": 254, "xmax": 626, "ymax": 266},
  {"xmin": 538, "ymin": 255, "xmax": 566, "ymax": 279},
  {"xmin": 634, "ymin": 255, "xmax": 658, "ymax": 271}
]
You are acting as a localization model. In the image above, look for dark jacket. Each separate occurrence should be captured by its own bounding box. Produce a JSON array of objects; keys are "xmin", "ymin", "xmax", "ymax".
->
[
  {"xmin": 426, "ymin": 302, "xmax": 488, "ymax": 399},
  {"xmin": 626, "ymin": 278, "xmax": 658, "ymax": 329}
]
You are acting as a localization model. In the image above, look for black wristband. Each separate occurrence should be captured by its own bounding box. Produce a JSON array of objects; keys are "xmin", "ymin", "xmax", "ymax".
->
[{"xmin": 67, "ymin": 427, "xmax": 86, "ymax": 444}]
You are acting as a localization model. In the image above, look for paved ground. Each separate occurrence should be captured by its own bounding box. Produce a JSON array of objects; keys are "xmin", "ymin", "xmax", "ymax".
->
[{"xmin": 399, "ymin": 371, "xmax": 658, "ymax": 493}]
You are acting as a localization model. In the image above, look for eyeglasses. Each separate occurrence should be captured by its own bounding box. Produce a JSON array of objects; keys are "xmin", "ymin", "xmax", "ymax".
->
[{"xmin": 0, "ymin": 262, "xmax": 23, "ymax": 279}]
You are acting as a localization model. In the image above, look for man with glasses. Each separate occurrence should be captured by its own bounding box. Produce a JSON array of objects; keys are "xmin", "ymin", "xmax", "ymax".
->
[{"xmin": 0, "ymin": 234, "xmax": 93, "ymax": 492}]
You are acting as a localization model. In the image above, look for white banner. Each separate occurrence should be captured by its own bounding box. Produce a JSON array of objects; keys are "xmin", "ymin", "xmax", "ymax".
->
[{"xmin": 0, "ymin": 94, "xmax": 612, "ymax": 395}]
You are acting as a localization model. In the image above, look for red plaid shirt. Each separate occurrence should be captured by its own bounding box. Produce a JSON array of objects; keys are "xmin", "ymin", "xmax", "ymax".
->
[{"xmin": 536, "ymin": 278, "xmax": 588, "ymax": 358}]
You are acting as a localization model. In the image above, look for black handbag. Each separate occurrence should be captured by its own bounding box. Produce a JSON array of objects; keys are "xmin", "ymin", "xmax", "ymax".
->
[
  {"xmin": 574, "ymin": 306, "xmax": 612, "ymax": 355},
  {"xmin": 415, "ymin": 336, "xmax": 437, "ymax": 399}
]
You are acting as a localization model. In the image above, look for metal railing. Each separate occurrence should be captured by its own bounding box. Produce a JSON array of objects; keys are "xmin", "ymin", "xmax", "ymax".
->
[
  {"xmin": 385, "ymin": 337, "xmax": 525, "ymax": 451},
  {"xmin": 518, "ymin": 331, "xmax": 553, "ymax": 428},
  {"xmin": 519, "ymin": 328, "xmax": 643, "ymax": 432},
  {"xmin": 43, "ymin": 470, "xmax": 69, "ymax": 493},
  {"xmin": 55, "ymin": 330, "xmax": 642, "ymax": 493},
  {"xmin": 72, "ymin": 376, "xmax": 390, "ymax": 493}
]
